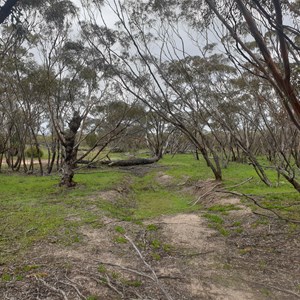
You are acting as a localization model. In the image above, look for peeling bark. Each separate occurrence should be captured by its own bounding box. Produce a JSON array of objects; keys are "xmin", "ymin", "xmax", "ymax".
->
[{"xmin": 60, "ymin": 112, "xmax": 82, "ymax": 187}]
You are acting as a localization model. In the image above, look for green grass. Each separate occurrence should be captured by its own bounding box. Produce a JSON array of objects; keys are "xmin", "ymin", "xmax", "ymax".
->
[
  {"xmin": 208, "ymin": 204, "xmax": 240, "ymax": 213},
  {"xmin": 203, "ymin": 213, "xmax": 224, "ymax": 224},
  {"xmin": 203, "ymin": 213, "xmax": 230, "ymax": 236},
  {"xmin": 114, "ymin": 225, "xmax": 126, "ymax": 234},
  {"xmin": 161, "ymin": 154, "xmax": 299, "ymax": 221},
  {"xmin": 160, "ymin": 154, "xmax": 214, "ymax": 181},
  {"xmin": 0, "ymin": 153, "xmax": 299, "ymax": 265},
  {"xmin": 131, "ymin": 170, "xmax": 199, "ymax": 219},
  {"xmin": 0, "ymin": 170, "xmax": 125, "ymax": 263},
  {"xmin": 114, "ymin": 236, "xmax": 127, "ymax": 244}
]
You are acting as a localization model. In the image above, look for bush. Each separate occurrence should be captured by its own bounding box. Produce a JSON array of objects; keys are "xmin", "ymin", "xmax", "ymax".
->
[{"xmin": 25, "ymin": 147, "xmax": 44, "ymax": 158}]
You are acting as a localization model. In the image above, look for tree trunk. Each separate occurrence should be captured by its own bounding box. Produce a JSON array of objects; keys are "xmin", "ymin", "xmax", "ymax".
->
[
  {"xmin": 199, "ymin": 147, "xmax": 222, "ymax": 181},
  {"xmin": 0, "ymin": 152, "xmax": 3, "ymax": 171},
  {"xmin": 59, "ymin": 112, "xmax": 82, "ymax": 187},
  {"xmin": 248, "ymin": 155, "xmax": 272, "ymax": 187},
  {"xmin": 279, "ymin": 170, "xmax": 300, "ymax": 193}
]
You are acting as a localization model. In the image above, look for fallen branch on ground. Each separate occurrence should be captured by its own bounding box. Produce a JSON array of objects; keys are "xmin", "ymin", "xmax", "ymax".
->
[
  {"xmin": 97, "ymin": 261, "xmax": 153, "ymax": 280},
  {"xmin": 108, "ymin": 157, "xmax": 160, "ymax": 167},
  {"xmin": 35, "ymin": 276, "xmax": 69, "ymax": 300},
  {"xmin": 190, "ymin": 182, "xmax": 222, "ymax": 206},
  {"xmin": 105, "ymin": 274, "xmax": 124, "ymax": 297},
  {"xmin": 62, "ymin": 276, "xmax": 85, "ymax": 300},
  {"xmin": 226, "ymin": 177, "xmax": 253, "ymax": 189},
  {"xmin": 216, "ymin": 189, "xmax": 300, "ymax": 224},
  {"xmin": 124, "ymin": 235, "xmax": 173, "ymax": 300}
]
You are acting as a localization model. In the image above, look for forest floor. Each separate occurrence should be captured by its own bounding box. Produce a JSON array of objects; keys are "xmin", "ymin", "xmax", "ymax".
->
[{"xmin": 1, "ymin": 158, "xmax": 300, "ymax": 299}]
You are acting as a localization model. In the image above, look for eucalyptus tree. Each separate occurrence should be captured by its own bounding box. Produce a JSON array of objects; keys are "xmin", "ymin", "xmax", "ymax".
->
[
  {"xmin": 185, "ymin": 0, "xmax": 300, "ymax": 129},
  {"xmin": 81, "ymin": 0, "xmax": 300, "ymax": 188},
  {"xmin": 0, "ymin": 20, "xmax": 47, "ymax": 173},
  {"xmin": 26, "ymin": 0, "xmax": 143, "ymax": 185},
  {"xmin": 144, "ymin": 110, "xmax": 175, "ymax": 159},
  {"xmin": 80, "ymin": 0, "xmax": 226, "ymax": 180}
]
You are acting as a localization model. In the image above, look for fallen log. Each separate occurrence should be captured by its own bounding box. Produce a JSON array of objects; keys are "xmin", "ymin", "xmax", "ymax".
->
[{"xmin": 108, "ymin": 157, "xmax": 160, "ymax": 167}]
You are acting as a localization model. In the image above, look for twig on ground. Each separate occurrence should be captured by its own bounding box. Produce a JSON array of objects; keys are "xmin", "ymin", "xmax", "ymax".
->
[
  {"xmin": 177, "ymin": 250, "xmax": 214, "ymax": 257},
  {"xmin": 124, "ymin": 234, "xmax": 174, "ymax": 300},
  {"xmin": 97, "ymin": 261, "xmax": 153, "ymax": 280},
  {"xmin": 226, "ymin": 177, "xmax": 253, "ymax": 189},
  {"xmin": 105, "ymin": 274, "xmax": 124, "ymax": 297},
  {"xmin": 62, "ymin": 276, "xmax": 85, "ymax": 299},
  {"xmin": 216, "ymin": 189, "xmax": 300, "ymax": 224},
  {"xmin": 242, "ymin": 279, "xmax": 300, "ymax": 298},
  {"xmin": 190, "ymin": 183, "xmax": 222, "ymax": 206},
  {"xmin": 35, "ymin": 276, "xmax": 69, "ymax": 300}
]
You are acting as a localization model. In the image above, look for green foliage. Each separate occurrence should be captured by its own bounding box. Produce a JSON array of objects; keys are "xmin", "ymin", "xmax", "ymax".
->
[
  {"xmin": 123, "ymin": 279, "xmax": 142, "ymax": 287},
  {"xmin": 203, "ymin": 213, "xmax": 230, "ymax": 236},
  {"xmin": 21, "ymin": 265, "xmax": 40, "ymax": 272},
  {"xmin": 114, "ymin": 236, "xmax": 127, "ymax": 244},
  {"xmin": 160, "ymin": 154, "xmax": 213, "ymax": 181},
  {"xmin": 203, "ymin": 213, "xmax": 224, "ymax": 224},
  {"xmin": 161, "ymin": 154, "xmax": 300, "ymax": 221},
  {"xmin": 25, "ymin": 146, "xmax": 44, "ymax": 158},
  {"xmin": 163, "ymin": 244, "xmax": 172, "ymax": 253},
  {"xmin": 86, "ymin": 296, "xmax": 98, "ymax": 300},
  {"xmin": 1, "ymin": 273, "xmax": 12, "ymax": 282},
  {"xmin": 151, "ymin": 239, "xmax": 161, "ymax": 249},
  {"xmin": 85, "ymin": 133, "xmax": 98, "ymax": 148},
  {"xmin": 151, "ymin": 253, "xmax": 161, "ymax": 261},
  {"xmin": 98, "ymin": 264, "xmax": 107, "ymax": 274},
  {"xmin": 146, "ymin": 224, "xmax": 159, "ymax": 231},
  {"xmin": 114, "ymin": 226, "xmax": 126, "ymax": 234}
]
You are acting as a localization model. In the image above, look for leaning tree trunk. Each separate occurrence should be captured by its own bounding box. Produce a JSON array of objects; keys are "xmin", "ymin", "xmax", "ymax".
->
[
  {"xmin": 60, "ymin": 113, "xmax": 82, "ymax": 187},
  {"xmin": 278, "ymin": 169, "xmax": 300, "ymax": 193}
]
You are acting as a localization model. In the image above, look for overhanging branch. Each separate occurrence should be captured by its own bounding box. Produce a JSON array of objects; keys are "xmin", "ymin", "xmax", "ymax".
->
[{"xmin": 0, "ymin": 0, "xmax": 19, "ymax": 24}]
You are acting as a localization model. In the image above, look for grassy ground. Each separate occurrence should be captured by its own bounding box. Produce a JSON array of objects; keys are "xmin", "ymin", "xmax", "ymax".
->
[
  {"xmin": 162, "ymin": 154, "xmax": 299, "ymax": 218},
  {"xmin": 0, "ymin": 154, "xmax": 299, "ymax": 266}
]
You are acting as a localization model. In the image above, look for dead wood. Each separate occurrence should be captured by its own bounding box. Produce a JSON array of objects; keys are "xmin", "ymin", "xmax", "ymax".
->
[
  {"xmin": 124, "ymin": 234, "xmax": 174, "ymax": 300},
  {"xmin": 216, "ymin": 189, "xmax": 300, "ymax": 224},
  {"xmin": 35, "ymin": 276, "xmax": 69, "ymax": 300},
  {"xmin": 97, "ymin": 261, "xmax": 153, "ymax": 280},
  {"xmin": 190, "ymin": 182, "xmax": 222, "ymax": 206},
  {"xmin": 108, "ymin": 157, "xmax": 160, "ymax": 167}
]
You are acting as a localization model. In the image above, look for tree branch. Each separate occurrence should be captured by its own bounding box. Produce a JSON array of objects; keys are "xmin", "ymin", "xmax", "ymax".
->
[{"xmin": 0, "ymin": 0, "xmax": 19, "ymax": 24}]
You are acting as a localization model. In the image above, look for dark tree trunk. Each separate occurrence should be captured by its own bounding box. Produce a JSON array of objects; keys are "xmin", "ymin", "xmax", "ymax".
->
[
  {"xmin": 279, "ymin": 170, "xmax": 300, "ymax": 193},
  {"xmin": 248, "ymin": 154, "xmax": 272, "ymax": 187},
  {"xmin": 48, "ymin": 147, "xmax": 56, "ymax": 174},
  {"xmin": 0, "ymin": 152, "xmax": 3, "ymax": 171},
  {"xmin": 194, "ymin": 149, "xmax": 199, "ymax": 161},
  {"xmin": 199, "ymin": 147, "xmax": 222, "ymax": 181},
  {"xmin": 60, "ymin": 112, "xmax": 82, "ymax": 187}
]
